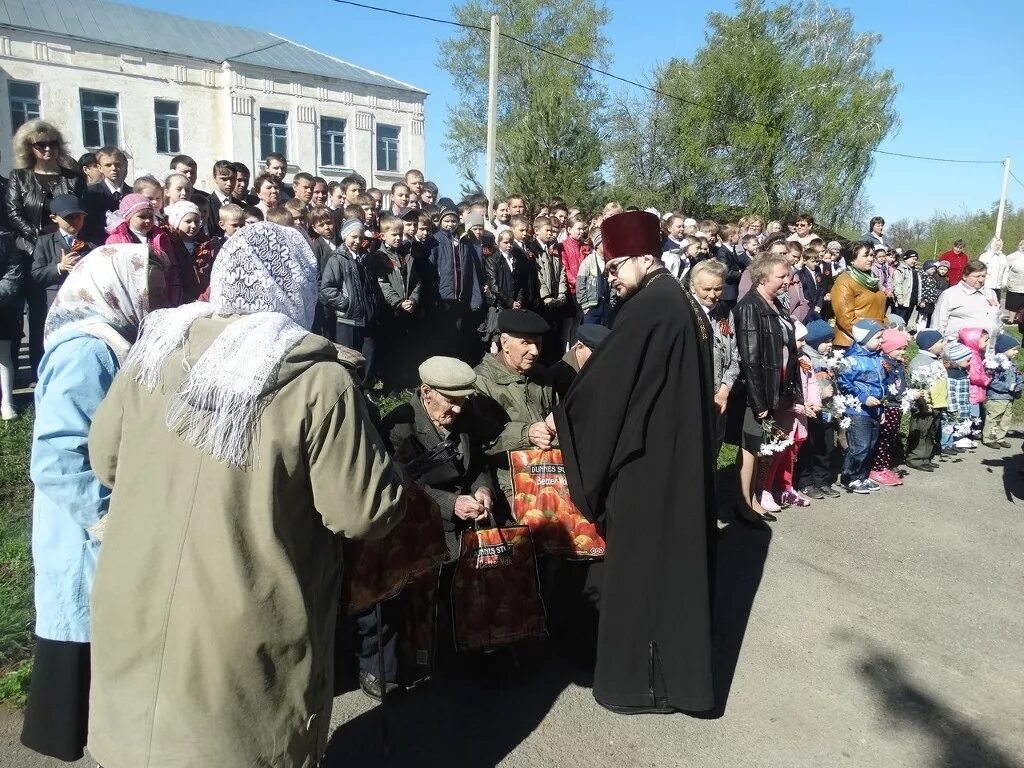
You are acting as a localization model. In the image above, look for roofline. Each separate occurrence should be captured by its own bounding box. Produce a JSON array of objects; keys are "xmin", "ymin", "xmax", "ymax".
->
[
  {"xmin": 270, "ymin": 35, "xmax": 428, "ymax": 97},
  {"xmin": 0, "ymin": 21, "xmax": 427, "ymax": 97}
]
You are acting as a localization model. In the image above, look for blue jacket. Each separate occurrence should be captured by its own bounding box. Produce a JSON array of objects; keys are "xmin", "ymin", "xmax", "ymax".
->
[
  {"xmin": 837, "ymin": 342, "xmax": 886, "ymax": 416},
  {"xmin": 881, "ymin": 354, "xmax": 907, "ymax": 401},
  {"xmin": 986, "ymin": 363, "xmax": 1024, "ymax": 401},
  {"xmin": 429, "ymin": 229, "xmax": 484, "ymax": 310},
  {"xmin": 30, "ymin": 330, "xmax": 120, "ymax": 642}
]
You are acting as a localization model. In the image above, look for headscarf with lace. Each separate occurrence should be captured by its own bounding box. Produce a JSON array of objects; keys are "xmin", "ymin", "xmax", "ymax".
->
[{"xmin": 126, "ymin": 222, "xmax": 318, "ymax": 468}]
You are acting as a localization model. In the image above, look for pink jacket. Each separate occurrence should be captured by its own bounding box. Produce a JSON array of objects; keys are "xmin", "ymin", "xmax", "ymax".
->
[
  {"xmin": 958, "ymin": 327, "xmax": 992, "ymax": 404},
  {"xmin": 106, "ymin": 223, "xmax": 181, "ymax": 306}
]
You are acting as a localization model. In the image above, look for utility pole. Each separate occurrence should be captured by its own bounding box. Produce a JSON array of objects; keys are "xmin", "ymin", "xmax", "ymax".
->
[
  {"xmin": 485, "ymin": 14, "xmax": 499, "ymax": 208},
  {"xmin": 995, "ymin": 157, "xmax": 1011, "ymax": 240}
]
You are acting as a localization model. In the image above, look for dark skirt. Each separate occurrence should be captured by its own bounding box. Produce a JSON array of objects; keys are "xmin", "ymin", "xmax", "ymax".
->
[
  {"xmin": 21, "ymin": 636, "xmax": 91, "ymax": 762},
  {"xmin": 741, "ymin": 405, "xmax": 765, "ymax": 455},
  {"xmin": 1005, "ymin": 291, "xmax": 1024, "ymax": 313}
]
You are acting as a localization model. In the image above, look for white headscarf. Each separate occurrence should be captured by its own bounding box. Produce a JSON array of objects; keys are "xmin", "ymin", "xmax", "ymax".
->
[
  {"xmin": 44, "ymin": 243, "xmax": 152, "ymax": 363},
  {"xmin": 165, "ymin": 200, "xmax": 200, "ymax": 230},
  {"xmin": 126, "ymin": 222, "xmax": 318, "ymax": 468}
]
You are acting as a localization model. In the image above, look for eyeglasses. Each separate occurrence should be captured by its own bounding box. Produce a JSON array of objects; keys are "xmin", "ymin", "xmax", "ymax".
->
[
  {"xmin": 605, "ymin": 256, "xmax": 636, "ymax": 276},
  {"xmin": 31, "ymin": 140, "xmax": 59, "ymax": 151}
]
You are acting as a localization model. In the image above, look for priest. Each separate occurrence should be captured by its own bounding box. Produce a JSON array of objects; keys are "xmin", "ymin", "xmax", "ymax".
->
[{"xmin": 551, "ymin": 210, "xmax": 718, "ymax": 715}]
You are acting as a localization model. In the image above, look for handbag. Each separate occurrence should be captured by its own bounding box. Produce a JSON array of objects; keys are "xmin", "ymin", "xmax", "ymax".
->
[
  {"xmin": 509, "ymin": 448, "xmax": 605, "ymax": 559},
  {"xmin": 450, "ymin": 519, "xmax": 547, "ymax": 651}
]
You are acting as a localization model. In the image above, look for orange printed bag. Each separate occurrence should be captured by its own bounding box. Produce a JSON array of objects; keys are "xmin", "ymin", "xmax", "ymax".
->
[
  {"xmin": 451, "ymin": 523, "xmax": 547, "ymax": 651},
  {"xmin": 344, "ymin": 480, "xmax": 447, "ymax": 614},
  {"xmin": 509, "ymin": 449, "xmax": 606, "ymax": 559}
]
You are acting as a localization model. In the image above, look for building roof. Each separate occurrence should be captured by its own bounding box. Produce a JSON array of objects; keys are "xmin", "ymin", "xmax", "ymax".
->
[{"xmin": 0, "ymin": 0, "xmax": 427, "ymax": 95}]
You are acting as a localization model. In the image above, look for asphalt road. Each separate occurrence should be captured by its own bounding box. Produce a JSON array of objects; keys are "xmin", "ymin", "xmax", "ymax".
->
[{"xmin": 3, "ymin": 440, "xmax": 1023, "ymax": 768}]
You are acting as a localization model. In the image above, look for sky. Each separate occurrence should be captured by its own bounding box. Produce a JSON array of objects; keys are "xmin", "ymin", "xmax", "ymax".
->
[{"xmin": 129, "ymin": 0, "xmax": 1024, "ymax": 225}]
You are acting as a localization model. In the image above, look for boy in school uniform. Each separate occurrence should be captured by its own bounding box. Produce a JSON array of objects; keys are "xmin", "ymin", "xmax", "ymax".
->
[{"xmin": 31, "ymin": 194, "xmax": 97, "ymax": 308}]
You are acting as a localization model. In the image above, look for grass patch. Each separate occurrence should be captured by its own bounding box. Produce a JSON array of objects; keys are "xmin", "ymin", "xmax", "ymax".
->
[{"xmin": 0, "ymin": 409, "xmax": 34, "ymax": 705}]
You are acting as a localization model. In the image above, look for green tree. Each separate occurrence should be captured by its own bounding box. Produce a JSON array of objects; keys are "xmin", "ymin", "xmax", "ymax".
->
[
  {"xmin": 608, "ymin": 0, "xmax": 899, "ymax": 226},
  {"xmin": 439, "ymin": 0, "xmax": 609, "ymax": 206}
]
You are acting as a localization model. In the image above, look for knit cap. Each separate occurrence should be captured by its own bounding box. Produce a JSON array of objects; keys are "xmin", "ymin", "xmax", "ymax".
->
[
  {"xmin": 165, "ymin": 200, "xmax": 200, "ymax": 230},
  {"xmin": 923, "ymin": 260, "xmax": 936, "ymax": 271},
  {"xmin": 880, "ymin": 329, "xmax": 911, "ymax": 354},
  {"xmin": 944, "ymin": 342, "xmax": 972, "ymax": 363},
  {"xmin": 118, "ymin": 193, "xmax": 152, "ymax": 221},
  {"xmin": 915, "ymin": 329, "xmax": 943, "ymax": 351},
  {"xmin": 804, "ymin": 319, "xmax": 835, "ymax": 347},
  {"xmin": 341, "ymin": 218, "xmax": 363, "ymax": 238},
  {"xmin": 464, "ymin": 212, "xmax": 485, "ymax": 229},
  {"xmin": 995, "ymin": 332, "xmax": 1021, "ymax": 355},
  {"xmin": 851, "ymin": 319, "xmax": 883, "ymax": 346},
  {"xmin": 886, "ymin": 312, "xmax": 907, "ymax": 329}
]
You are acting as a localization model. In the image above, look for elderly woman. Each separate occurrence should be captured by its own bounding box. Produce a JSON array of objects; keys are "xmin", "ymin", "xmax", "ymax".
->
[
  {"xmin": 1005, "ymin": 239, "xmax": 1024, "ymax": 320},
  {"xmin": 829, "ymin": 242, "xmax": 887, "ymax": 347},
  {"xmin": 253, "ymin": 172, "xmax": 281, "ymax": 216},
  {"xmin": 4, "ymin": 119, "xmax": 86, "ymax": 375},
  {"xmin": 932, "ymin": 259, "xmax": 1001, "ymax": 345},
  {"xmin": 732, "ymin": 253, "xmax": 800, "ymax": 526},
  {"xmin": 86, "ymin": 223, "xmax": 405, "ymax": 768},
  {"xmin": 690, "ymin": 259, "xmax": 739, "ymax": 451},
  {"xmin": 20, "ymin": 244, "xmax": 163, "ymax": 762}
]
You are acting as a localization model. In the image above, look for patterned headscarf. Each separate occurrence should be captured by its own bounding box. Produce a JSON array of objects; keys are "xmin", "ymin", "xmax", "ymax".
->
[
  {"xmin": 43, "ymin": 243, "xmax": 152, "ymax": 363},
  {"xmin": 126, "ymin": 222, "xmax": 318, "ymax": 468}
]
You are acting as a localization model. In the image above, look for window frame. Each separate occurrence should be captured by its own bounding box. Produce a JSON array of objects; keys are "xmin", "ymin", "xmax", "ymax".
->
[
  {"xmin": 154, "ymin": 99, "xmax": 181, "ymax": 155},
  {"xmin": 320, "ymin": 116, "xmax": 347, "ymax": 169},
  {"xmin": 8, "ymin": 81, "xmax": 40, "ymax": 130},
  {"xmin": 259, "ymin": 108, "xmax": 289, "ymax": 159},
  {"xmin": 80, "ymin": 88, "xmax": 120, "ymax": 149},
  {"xmin": 376, "ymin": 124, "xmax": 401, "ymax": 173}
]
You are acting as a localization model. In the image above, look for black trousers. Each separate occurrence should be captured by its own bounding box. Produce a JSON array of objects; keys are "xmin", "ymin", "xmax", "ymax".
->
[
  {"xmin": 26, "ymin": 287, "xmax": 47, "ymax": 379},
  {"xmin": 795, "ymin": 418, "xmax": 838, "ymax": 489},
  {"xmin": 906, "ymin": 410, "xmax": 938, "ymax": 466},
  {"xmin": 21, "ymin": 637, "xmax": 90, "ymax": 762},
  {"xmin": 354, "ymin": 599, "xmax": 400, "ymax": 682}
]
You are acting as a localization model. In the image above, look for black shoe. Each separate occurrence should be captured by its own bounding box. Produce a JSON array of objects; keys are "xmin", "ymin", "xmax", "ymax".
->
[
  {"xmin": 799, "ymin": 485, "xmax": 825, "ymax": 500},
  {"xmin": 359, "ymin": 670, "xmax": 400, "ymax": 702},
  {"xmin": 819, "ymin": 484, "xmax": 842, "ymax": 498},
  {"xmin": 733, "ymin": 505, "xmax": 772, "ymax": 531},
  {"xmin": 923, "ymin": 462, "xmax": 940, "ymax": 470},
  {"xmin": 907, "ymin": 463, "xmax": 935, "ymax": 472}
]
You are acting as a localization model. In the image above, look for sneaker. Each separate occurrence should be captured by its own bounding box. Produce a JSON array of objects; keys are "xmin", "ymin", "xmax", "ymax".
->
[
  {"xmin": 844, "ymin": 480, "xmax": 871, "ymax": 495},
  {"xmin": 759, "ymin": 490, "xmax": 782, "ymax": 513},
  {"xmin": 799, "ymin": 485, "xmax": 825, "ymax": 500},
  {"xmin": 863, "ymin": 478, "xmax": 882, "ymax": 492},
  {"xmin": 820, "ymin": 484, "xmax": 842, "ymax": 498},
  {"xmin": 954, "ymin": 437, "xmax": 976, "ymax": 449},
  {"xmin": 869, "ymin": 469, "xmax": 903, "ymax": 486},
  {"xmin": 781, "ymin": 489, "xmax": 811, "ymax": 507},
  {"xmin": 0, "ymin": 406, "xmax": 16, "ymax": 421}
]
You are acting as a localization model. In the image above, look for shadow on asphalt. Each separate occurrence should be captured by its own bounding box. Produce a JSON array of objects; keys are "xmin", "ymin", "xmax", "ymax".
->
[
  {"xmin": 979, "ymin": 443, "xmax": 1024, "ymax": 502},
  {"xmin": 845, "ymin": 635, "xmax": 1024, "ymax": 768}
]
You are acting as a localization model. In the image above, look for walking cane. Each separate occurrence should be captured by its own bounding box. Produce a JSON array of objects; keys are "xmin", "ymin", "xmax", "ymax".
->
[{"xmin": 376, "ymin": 601, "xmax": 390, "ymax": 759}]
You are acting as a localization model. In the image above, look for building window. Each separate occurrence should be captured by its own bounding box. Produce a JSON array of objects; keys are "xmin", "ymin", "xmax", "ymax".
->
[
  {"xmin": 80, "ymin": 89, "xmax": 119, "ymax": 148},
  {"xmin": 320, "ymin": 117, "xmax": 346, "ymax": 168},
  {"xmin": 9, "ymin": 81, "xmax": 40, "ymax": 130},
  {"xmin": 154, "ymin": 99, "xmax": 180, "ymax": 154},
  {"xmin": 260, "ymin": 108, "xmax": 288, "ymax": 159},
  {"xmin": 376, "ymin": 124, "xmax": 400, "ymax": 172}
]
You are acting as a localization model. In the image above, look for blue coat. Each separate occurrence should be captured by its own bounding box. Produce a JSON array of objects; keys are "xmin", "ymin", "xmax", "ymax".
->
[
  {"xmin": 837, "ymin": 342, "xmax": 886, "ymax": 416},
  {"xmin": 30, "ymin": 329, "xmax": 119, "ymax": 642}
]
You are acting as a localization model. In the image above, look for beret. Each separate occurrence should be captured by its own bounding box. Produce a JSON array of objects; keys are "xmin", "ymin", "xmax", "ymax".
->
[
  {"xmin": 498, "ymin": 308, "xmax": 549, "ymax": 335},
  {"xmin": 418, "ymin": 356, "xmax": 477, "ymax": 398},
  {"xmin": 576, "ymin": 324, "xmax": 610, "ymax": 350}
]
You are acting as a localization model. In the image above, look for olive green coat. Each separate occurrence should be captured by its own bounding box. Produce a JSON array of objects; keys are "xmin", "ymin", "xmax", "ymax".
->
[
  {"xmin": 86, "ymin": 316, "xmax": 405, "ymax": 768},
  {"xmin": 473, "ymin": 352, "xmax": 555, "ymax": 494}
]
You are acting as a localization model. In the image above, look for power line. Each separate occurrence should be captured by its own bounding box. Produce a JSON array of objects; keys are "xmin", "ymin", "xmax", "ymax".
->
[
  {"xmin": 330, "ymin": 0, "xmax": 1005, "ymax": 166},
  {"xmin": 1010, "ymin": 169, "xmax": 1024, "ymax": 192}
]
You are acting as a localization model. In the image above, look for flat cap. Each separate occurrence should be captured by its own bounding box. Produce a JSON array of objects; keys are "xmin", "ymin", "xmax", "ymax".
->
[
  {"xmin": 498, "ymin": 308, "xmax": 548, "ymax": 335},
  {"xmin": 418, "ymin": 356, "xmax": 477, "ymax": 398},
  {"xmin": 576, "ymin": 324, "xmax": 610, "ymax": 350}
]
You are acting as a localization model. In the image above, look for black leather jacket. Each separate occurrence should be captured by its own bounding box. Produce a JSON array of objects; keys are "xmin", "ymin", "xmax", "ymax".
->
[
  {"xmin": 734, "ymin": 288, "xmax": 800, "ymax": 415},
  {"xmin": 4, "ymin": 167, "xmax": 85, "ymax": 252}
]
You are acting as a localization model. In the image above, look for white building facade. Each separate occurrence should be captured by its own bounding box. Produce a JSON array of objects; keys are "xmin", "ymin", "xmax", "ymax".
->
[{"xmin": 0, "ymin": 0, "xmax": 426, "ymax": 192}]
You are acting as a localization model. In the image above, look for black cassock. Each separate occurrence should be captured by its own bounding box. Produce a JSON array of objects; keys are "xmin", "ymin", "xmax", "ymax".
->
[{"xmin": 553, "ymin": 268, "xmax": 717, "ymax": 714}]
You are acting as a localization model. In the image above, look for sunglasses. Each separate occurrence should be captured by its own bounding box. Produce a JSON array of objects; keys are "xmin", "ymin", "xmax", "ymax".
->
[
  {"xmin": 31, "ymin": 140, "xmax": 59, "ymax": 151},
  {"xmin": 605, "ymin": 256, "xmax": 636, "ymax": 276}
]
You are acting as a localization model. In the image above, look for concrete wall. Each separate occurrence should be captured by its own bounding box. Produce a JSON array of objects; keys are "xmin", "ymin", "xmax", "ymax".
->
[{"xmin": 0, "ymin": 28, "xmax": 426, "ymax": 192}]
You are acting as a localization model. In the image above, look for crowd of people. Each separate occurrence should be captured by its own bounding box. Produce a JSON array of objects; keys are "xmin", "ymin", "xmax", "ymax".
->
[{"xmin": 5, "ymin": 116, "xmax": 1023, "ymax": 767}]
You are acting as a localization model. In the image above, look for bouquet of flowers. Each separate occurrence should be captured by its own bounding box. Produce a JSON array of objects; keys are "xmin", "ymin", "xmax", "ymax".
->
[
  {"xmin": 824, "ymin": 393, "xmax": 862, "ymax": 429},
  {"xmin": 885, "ymin": 382, "xmax": 921, "ymax": 413},
  {"xmin": 984, "ymin": 352, "xmax": 1013, "ymax": 373},
  {"xmin": 758, "ymin": 417, "xmax": 794, "ymax": 456},
  {"xmin": 823, "ymin": 349, "xmax": 853, "ymax": 374}
]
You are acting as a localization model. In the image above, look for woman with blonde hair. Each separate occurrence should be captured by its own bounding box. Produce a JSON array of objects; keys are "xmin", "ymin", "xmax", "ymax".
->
[{"xmin": 4, "ymin": 119, "xmax": 85, "ymax": 376}]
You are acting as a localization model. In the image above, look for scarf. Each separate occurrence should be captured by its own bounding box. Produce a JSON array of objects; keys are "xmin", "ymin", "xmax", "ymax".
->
[
  {"xmin": 848, "ymin": 265, "xmax": 880, "ymax": 291},
  {"xmin": 127, "ymin": 223, "xmax": 318, "ymax": 468},
  {"xmin": 44, "ymin": 243, "xmax": 151, "ymax": 364}
]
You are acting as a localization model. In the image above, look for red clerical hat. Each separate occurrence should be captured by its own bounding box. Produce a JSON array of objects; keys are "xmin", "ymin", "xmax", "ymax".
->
[{"xmin": 600, "ymin": 211, "xmax": 662, "ymax": 262}]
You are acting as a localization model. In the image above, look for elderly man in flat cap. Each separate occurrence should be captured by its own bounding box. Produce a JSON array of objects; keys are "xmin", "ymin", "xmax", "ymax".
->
[
  {"xmin": 474, "ymin": 308, "xmax": 556, "ymax": 513},
  {"xmin": 552, "ymin": 210, "xmax": 718, "ymax": 717},
  {"xmin": 542, "ymin": 323, "xmax": 611, "ymax": 400}
]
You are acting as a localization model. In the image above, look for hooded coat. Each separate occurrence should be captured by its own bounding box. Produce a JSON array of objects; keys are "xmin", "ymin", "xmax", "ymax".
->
[
  {"xmin": 86, "ymin": 319, "xmax": 405, "ymax": 768},
  {"xmin": 958, "ymin": 327, "xmax": 992, "ymax": 405}
]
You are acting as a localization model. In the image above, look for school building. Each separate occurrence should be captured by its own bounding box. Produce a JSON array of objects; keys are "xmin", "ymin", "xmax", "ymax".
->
[{"xmin": 0, "ymin": 0, "xmax": 427, "ymax": 191}]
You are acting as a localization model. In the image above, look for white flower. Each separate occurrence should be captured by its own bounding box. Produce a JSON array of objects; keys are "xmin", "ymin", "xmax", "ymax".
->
[{"xmin": 839, "ymin": 417, "xmax": 852, "ymax": 430}]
